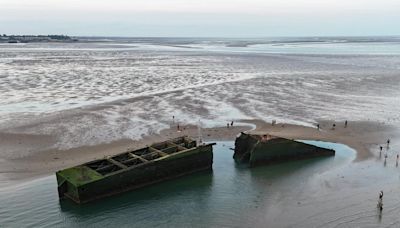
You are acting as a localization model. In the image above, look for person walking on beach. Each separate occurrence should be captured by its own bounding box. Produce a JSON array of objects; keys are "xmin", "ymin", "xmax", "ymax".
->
[
  {"xmin": 332, "ymin": 123, "xmax": 336, "ymax": 130},
  {"xmin": 344, "ymin": 120, "xmax": 348, "ymax": 128},
  {"xmin": 377, "ymin": 191, "xmax": 383, "ymax": 211},
  {"xmin": 227, "ymin": 123, "xmax": 229, "ymax": 129},
  {"xmin": 317, "ymin": 124, "xmax": 320, "ymax": 130},
  {"xmin": 231, "ymin": 121, "xmax": 234, "ymax": 127}
]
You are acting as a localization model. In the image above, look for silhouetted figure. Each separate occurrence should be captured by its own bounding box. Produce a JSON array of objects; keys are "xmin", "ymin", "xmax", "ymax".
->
[
  {"xmin": 397, "ymin": 154, "xmax": 399, "ymax": 167},
  {"xmin": 231, "ymin": 121, "xmax": 234, "ymax": 126},
  {"xmin": 227, "ymin": 123, "xmax": 229, "ymax": 128},
  {"xmin": 345, "ymin": 120, "xmax": 348, "ymax": 128},
  {"xmin": 317, "ymin": 124, "xmax": 320, "ymax": 130},
  {"xmin": 332, "ymin": 123, "xmax": 336, "ymax": 130},
  {"xmin": 177, "ymin": 124, "xmax": 180, "ymax": 131},
  {"xmin": 380, "ymin": 146, "xmax": 383, "ymax": 152},
  {"xmin": 377, "ymin": 191, "xmax": 383, "ymax": 211}
]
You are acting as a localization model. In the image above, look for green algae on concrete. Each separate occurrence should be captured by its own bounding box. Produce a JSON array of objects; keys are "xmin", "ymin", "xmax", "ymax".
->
[
  {"xmin": 57, "ymin": 166, "xmax": 103, "ymax": 187},
  {"xmin": 56, "ymin": 136, "xmax": 215, "ymax": 204},
  {"xmin": 234, "ymin": 132, "xmax": 335, "ymax": 167}
]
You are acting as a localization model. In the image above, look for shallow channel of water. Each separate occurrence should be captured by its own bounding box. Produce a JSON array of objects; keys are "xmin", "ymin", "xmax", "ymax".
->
[{"xmin": 4, "ymin": 140, "xmax": 400, "ymax": 228}]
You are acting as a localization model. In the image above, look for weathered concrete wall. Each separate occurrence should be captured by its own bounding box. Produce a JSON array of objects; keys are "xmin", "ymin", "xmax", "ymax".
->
[
  {"xmin": 57, "ymin": 139, "xmax": 214, "ymax": 204},
  {"xmin": 76, "ymin": 147, "xmax": 213, "ymax": 203},
  {"xmin": 234, "ymin": 133, "xmax": 335, "ymax": 167},
  {"xmin": 233, "ymin": 132, "xmax": 259, "ymax": 163}
]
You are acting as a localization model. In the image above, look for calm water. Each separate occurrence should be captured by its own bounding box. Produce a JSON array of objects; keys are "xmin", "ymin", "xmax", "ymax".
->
[
  {"xmin": 2, "ymin": 141, "xmax": 400, "ymax": 227},
  {"xmin": 0, "ymin": 141, "xmax": 367, "ymax": 227}
]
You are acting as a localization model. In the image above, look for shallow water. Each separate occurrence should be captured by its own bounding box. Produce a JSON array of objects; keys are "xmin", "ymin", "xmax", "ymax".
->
[
  {"xmin": 1, "ymin": 38, "xmax": 400, "ymax": 150},
  {"xmin": 2, "ymin": 140, "xmax": 400, "ymax": 227},
  {"xmin": 2, "ymin": 141, "xmax": 400, "ymax": 227}
]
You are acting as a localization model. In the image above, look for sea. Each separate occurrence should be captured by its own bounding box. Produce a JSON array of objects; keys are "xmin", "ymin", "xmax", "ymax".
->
[{"xmin": 1, "ymin": 37, "xmax": 400, "ymax": 227}]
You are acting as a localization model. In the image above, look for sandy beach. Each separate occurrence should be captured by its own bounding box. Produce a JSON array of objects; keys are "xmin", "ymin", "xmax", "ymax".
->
[
  {"xmin": 0, "ymin": 118, "xmax": 397, "ymax": 187},
  {"xmin": 1, "ymin": 38, "xmax": 400, "ymax": 227}
]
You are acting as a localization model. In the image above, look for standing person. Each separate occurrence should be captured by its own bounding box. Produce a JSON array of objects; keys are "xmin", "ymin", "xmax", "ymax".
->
[
  {"xmin": 231, "ymin": 121, "xmax": 234, "ymax": 127},
  {"xmin": 378, "ymin": 191, "xmax": 383, "ymax": 211},
  {"xmin": 345, "ymin": 120, "xmax": 348, "ymax": 128},
  {"xmin": 332, "ymin": 123, "xmax": 336, "ymax": 130},
  {"xmin": 227, "ymin": 123, "xmax": 229, "ymax": 129},
  {"xmin": 317, "ymin": 124, "xmax": 320, "ymax": 130}
]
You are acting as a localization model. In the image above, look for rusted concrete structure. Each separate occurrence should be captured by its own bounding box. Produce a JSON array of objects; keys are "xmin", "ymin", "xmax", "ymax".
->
[
  {"xmin": 234, "ymin": 132, "xmax": 335, "ymax": 167},
  {"xmin": 56, "ymin": 136, "xmax": 215, "ymax": 204}
]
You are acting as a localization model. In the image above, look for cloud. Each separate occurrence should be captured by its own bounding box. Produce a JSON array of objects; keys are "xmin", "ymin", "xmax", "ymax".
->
[
  {"xmin": 1, "ymin": 0, "xmax": 399, "ymax": 36},
  {"xmin": 2, "ymin": 0, "xmax": 400, "ymax": 14}
]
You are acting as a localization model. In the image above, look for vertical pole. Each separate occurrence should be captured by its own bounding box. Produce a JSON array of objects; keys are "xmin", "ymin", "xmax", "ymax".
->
[{"xmin": 197, "ymin": 119, "xmax": 203, "ymax": 145}]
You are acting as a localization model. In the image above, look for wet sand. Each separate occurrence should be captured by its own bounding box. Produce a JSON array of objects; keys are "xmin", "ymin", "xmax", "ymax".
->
[{"xmin": 0, "ymin": 119, "xmax": 397, "ymax": 186}]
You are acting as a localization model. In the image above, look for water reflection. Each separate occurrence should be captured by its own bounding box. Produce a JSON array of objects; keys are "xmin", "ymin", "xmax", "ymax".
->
[
  {"xmin": 60, "ymin": 170, "xmax": 214, "ymax": 216},
  {"xmin": 0, "ymin": 140, "xmax": 362, "ymax": 227}
]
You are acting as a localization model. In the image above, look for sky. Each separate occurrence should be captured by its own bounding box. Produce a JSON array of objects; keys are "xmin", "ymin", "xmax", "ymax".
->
[{"xmin": 1, "ymin": 0, "xmax": 399, "ymax": 37}]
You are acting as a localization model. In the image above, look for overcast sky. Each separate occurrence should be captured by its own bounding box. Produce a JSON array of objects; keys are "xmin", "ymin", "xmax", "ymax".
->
[{"xmin": 1, "ymin": 0, "xmax": 399, "ymax": 37}]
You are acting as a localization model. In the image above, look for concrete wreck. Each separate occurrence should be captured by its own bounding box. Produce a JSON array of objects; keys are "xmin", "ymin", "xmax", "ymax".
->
[
  {"xmin": 234, "ymin": 132, "xmax": 335, "ymax": 167},
  {"xmin": 56, "ymin": 136, "xmax": 215, "ymax": 204}
]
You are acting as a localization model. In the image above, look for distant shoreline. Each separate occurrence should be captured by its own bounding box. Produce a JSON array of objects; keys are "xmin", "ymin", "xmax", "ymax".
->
[{"xmin": 0, "ymin": 34, "xmax": 78, "ymax": 43}]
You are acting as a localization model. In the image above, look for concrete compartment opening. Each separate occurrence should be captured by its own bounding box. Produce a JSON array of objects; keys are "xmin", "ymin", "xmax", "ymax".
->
[
  {"xmin": 86, "ymin": 160, "xmax": 122, "ymax": 176},
  {"xmin": 112, "ymin": 153, "xmax": 145, "ymax": 167}
]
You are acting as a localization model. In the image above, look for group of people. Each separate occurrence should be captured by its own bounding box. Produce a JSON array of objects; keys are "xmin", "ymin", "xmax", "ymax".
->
[
  {"xmin": 173, "ymin": 115, "xmax": 235, "ymax": 131},
  {"xmin": 377, "ymin": 138, "xmax": 397, "ymax": 211},
  {"xmin": 316, "ymin": 120, "xmax": 347, "ymax": 130},
  {"xmin": 379, "ymin": 139, "xmax": 396, "ymax": 162}
]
